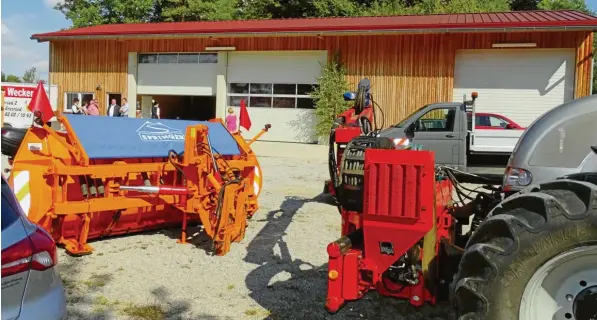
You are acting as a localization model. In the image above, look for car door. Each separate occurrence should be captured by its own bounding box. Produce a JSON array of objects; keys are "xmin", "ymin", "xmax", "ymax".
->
[
  {"xmin": 475, "ymin": 114, "xmax": 493, "ymax": 130},
  {"xmin": 1, "ymin": 179, "xmax": 31, "ymax": 320},
  {"xmin": 412, "ymin": 106, "xmax": 462, "ymax": 166}
]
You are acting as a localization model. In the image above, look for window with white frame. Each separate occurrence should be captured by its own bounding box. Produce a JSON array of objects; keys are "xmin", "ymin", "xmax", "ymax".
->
[
  {"xmin": 138, "ymin": 53, "xmax": 218, "ymax": 64},
  {"xmin": 227, "ymin": 83, "xmax": 318, "ymax": 109},
  {"xmin": 64, "ymin": 92, "xmax": 94, "ymax": 113}
]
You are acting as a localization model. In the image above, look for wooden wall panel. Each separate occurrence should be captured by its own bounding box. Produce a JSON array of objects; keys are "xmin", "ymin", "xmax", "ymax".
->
[
  {"xmin": 574, "ymin": 33, "xmax": 594, "ymax": 98},
  {"xmin": 50, "ymin": 40, "xmax": 128, "ymax": 115},
  {"xmin": 49, "ymin": 31, "xmax": 593, "ymax": 126}
]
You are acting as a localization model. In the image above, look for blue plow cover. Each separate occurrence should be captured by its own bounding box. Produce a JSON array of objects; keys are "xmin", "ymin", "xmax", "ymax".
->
[{"xmin": 64, "ymin": 115, "xmax": 241, "ymax": 159}]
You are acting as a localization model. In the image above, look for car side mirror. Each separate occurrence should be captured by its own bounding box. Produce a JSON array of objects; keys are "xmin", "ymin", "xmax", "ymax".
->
[
  {"xmin": 405, "ymin": 123, "xmax": 415, "ymax": 140},
  {"xmin": 591, "ymin": 146, "xmax": 597, "ymax": 155},
  {"xmin": 505, "ymin": 124, "xmax": 515, "ymax": 129}
]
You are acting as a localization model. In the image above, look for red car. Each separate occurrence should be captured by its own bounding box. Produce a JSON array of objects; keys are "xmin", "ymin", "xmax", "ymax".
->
[{"xmin": 468, "ymin": 112, "xmax": 525, "ymax": 130}]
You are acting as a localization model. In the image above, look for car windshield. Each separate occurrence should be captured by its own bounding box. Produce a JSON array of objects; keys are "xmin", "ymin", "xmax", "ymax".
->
[
  {"xmin": 391, "ymin": 105, "xmax": 430, "ymax": 128},
  {"xmin": 1, "ymin": 179, "xmax": 21, "ymax": 231}
]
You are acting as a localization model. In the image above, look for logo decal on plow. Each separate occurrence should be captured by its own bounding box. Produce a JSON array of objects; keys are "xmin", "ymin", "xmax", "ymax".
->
[{"xmin": 137, "ymin": 121, "xmax": 185, "ymax": 141}]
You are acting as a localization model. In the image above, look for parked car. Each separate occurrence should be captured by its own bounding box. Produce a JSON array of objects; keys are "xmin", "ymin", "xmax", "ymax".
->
[
  {"xmin": 1, "ymin": 176, "xmax": 67, "ymax": 320},
  {"xmin": 469, "ymin": 112, "xmax": 525, "ymax": 130},
  {"xmin": 379, "ymin": 100, "xmax": 525, "ymax": 172}
]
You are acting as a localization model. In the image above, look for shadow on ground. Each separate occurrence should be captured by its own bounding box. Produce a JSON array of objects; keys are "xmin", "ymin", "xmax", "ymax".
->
[
  {"xmin": 243, "ymin": 194, "xmax": 455, "ymax": 320},
  {"xmin": 59, "ymin": 242, "xmax": 230, "ymax": 320}
]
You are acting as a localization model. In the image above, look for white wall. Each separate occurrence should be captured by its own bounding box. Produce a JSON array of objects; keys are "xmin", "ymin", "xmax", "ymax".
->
[
  {"xmin": 137, "ymin": 62, "xmax": 218, "ymax": 96},
  {"xmin": 226, "ymin": 50, "xmax": 327, "ymax": 143},
  {"xmin": 453, "ymin": 49, "xmax": 576, "ymax": 127},
  {"xmin": 228, "ymin": 51, "xmax": 327, "ymax": 84},
  {"xmin": 127, "ymin": 52, "xmax": 138, "ymax": 117},
  {"xmin": 229, "ymin": 107, "xmax": 317, "ymax": 143}
]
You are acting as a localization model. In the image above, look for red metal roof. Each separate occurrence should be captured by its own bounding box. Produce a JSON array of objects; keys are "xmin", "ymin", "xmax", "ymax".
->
[{"xmin": 31, "ymin": 10, "xmax": 597, "ymax": 41}]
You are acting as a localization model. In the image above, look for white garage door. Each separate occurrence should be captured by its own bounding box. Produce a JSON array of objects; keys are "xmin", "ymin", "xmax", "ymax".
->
[
  {"xmin": 453, "ymin": 49, "xmax": 576, "ymax": 127},
  {"xmin": 137, "ymin": 52, "xmax": 219, "ymax": 95},
  {"xmin": 227, "ymin": 51, "xmax": 327, "ymax": 143}
]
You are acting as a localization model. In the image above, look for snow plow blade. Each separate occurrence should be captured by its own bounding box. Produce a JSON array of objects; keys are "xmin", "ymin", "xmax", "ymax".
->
[{"xmin": 8, "ymin": 114, "xmax": 268, "ymax": 256}]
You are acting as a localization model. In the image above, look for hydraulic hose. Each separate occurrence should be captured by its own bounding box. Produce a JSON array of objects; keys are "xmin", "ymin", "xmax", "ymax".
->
[{"xmin": 328, "ymin": 129, "xmax": 339, "ymax": 193}]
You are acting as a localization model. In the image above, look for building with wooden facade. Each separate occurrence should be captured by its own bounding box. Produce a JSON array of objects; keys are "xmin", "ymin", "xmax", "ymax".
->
[{"xmin": 32, "ymin": 10, "xmax": 597, "ymax": 143}]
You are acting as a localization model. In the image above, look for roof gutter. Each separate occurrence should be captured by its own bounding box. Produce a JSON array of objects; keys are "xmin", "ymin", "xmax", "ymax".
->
[{"xmin": 31, "ymin": 25, "xmax": 597, "ymax": 42}]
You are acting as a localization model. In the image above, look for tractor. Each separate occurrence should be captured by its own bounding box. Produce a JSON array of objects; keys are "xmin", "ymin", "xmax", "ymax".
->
[{"xmin": 324, "ymin": 85, "xmax": 597, "ymax": 320}]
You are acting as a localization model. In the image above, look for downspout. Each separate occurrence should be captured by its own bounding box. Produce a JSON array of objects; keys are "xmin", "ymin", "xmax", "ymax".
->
[{"xmin": 591, "ymin": 48, "xmax": 595, "ymax": 95}]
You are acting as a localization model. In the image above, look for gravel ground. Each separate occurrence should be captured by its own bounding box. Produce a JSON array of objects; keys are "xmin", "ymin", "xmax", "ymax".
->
[{"xmin": 50, "ymin": 143, "xmax": 455, "ymax": 320}]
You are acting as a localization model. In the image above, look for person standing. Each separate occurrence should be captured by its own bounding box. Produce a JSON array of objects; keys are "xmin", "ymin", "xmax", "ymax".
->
[
  {"xmin": 151, "ymin": 100, "xmax": 160, "ymax": 119},
  {"xmin": 226, "ymin": 107, "xmax": 237, "ymax": 133},
  {"xmin": 106, "ymin": 98, "xmax": 121, "ymax": 117},
  {"xmin": 119, "ymin": 98, "xmax": 129, "ymax": 117},
  {"xmin": 71, "ymin": 97, "xmax": 85, "ymax": 115},
  {"xmin": 86, "ymin": 99, "xmax": 100, "ymax": 116}
]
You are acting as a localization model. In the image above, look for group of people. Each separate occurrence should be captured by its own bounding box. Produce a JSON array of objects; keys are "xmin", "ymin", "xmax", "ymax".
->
[{"xmin": 71, "ymin": 98, "xmax": 130, "ymax": 117}]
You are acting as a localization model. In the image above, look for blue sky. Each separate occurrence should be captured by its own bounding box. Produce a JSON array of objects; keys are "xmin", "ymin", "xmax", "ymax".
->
[
  {"xmin": 2, "ymin": 0, "xmax": 71, "ymax": 81},
  {"xmin": 2, "ymin": 0, "xmax": 597, "ymax": 82}
]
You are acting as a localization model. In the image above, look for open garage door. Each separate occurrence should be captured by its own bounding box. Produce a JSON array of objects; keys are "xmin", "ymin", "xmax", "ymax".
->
[
  {"xmin": 137, "ymin": 52, "xmax": 219, "ymax": 96},
  {"xmin": 136, "ymin": 52, "xmax": 219, "ymax": 120},
  {"xmin": 453, "ymin": 49, "xmax": 575, "ymax": 127},
  {"xmin": 227, "ymin": 51, "xmax": 327, "ymax": 143}
]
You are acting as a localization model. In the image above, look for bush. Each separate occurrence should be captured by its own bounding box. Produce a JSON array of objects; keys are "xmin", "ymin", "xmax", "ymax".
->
[{"xmin": 311, "ymin": 51, "xmax": 351, "ymax": 141}]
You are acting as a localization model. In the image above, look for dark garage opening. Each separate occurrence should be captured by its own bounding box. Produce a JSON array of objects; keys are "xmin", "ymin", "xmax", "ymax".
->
[{"xmin": 139, "ymin": 95, "xmax": 216, "ymax": 120}]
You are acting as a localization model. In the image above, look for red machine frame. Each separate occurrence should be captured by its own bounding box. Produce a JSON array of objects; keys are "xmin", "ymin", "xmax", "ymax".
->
[{"xmin": 325, "ymin": 149, "xmax": 453, "ymax": 312}]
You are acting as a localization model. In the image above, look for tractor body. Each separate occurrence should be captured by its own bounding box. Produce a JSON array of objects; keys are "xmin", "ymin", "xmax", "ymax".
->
[{"xmin": 324, "ymin": 88, "xmax": 597, "ymax": 319}]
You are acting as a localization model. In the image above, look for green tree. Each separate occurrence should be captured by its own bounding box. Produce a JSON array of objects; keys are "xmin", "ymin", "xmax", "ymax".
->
[
  {"xmin": 1, "ymin": 72, "xmax": 22, "ymax": 83},
  {"xmin": 160, "ymin": 0, "xmax": 238, "ymax": 21},
  {"xmin": 55, "ymin": 0, "xmax": 157, "ymax": 28},
  {"xmin": 509, "ymin": 0, "xmax": 540, "ymax": 10},
  {"xmin": 537, "ymin": 0, "xmax": 589, "ymax": 11},
  {"xmin": 361, "ymin": 0, "xmax": 509, "ymax": 16},
  {"xmin": 22, "ymin": 67, "xmax": 38, "ymax": 83},
  {"xmin": 311, "ymin": 52, "xmax": 352, "ymax": 140}
]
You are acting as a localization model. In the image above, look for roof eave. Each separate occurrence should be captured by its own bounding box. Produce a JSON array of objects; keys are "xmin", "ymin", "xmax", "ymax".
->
[{"xmin": 31, "ymin": 25, "xmax": 597, "ymax": 43}]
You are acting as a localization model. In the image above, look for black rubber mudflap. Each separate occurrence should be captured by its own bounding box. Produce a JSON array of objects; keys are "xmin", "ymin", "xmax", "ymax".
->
[{"xmin": 451, "ymin": 179, "xmax": 597, "ymax": 320}]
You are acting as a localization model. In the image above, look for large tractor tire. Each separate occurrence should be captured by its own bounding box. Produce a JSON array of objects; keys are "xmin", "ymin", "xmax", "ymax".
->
[{"xmin": 452, "ymin": 178, "xmax": 597, "ymax": 320}]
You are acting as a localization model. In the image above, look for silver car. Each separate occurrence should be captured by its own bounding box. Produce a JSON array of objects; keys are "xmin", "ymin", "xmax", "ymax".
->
[
  {"xmin": 503, "ymin": 94, "xmax": 597, "ymax": 194},
  {"xmin": 1, "ymin": 176, "xmax": 67, "ymax": 320}
]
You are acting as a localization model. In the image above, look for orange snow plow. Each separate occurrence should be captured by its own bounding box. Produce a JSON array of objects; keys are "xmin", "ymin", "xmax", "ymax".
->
[{"xmin": 9, "ymin": 112, "xmax": 269, "ymax": 256}]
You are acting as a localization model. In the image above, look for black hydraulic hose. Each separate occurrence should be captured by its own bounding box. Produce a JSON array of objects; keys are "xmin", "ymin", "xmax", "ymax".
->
[
  {"xmin": 168, "ymin": 149, "xmax": 187, "ymax": 187},
  {"xmin": 354, "ymin": 86, "xmax": 367, "ymax": 116},
  {"xmin": 372, "ymin": 96, "xmax": 386, "ymax": 131},
  {"xmin": 328, "ymin": 129, "xmax": 339, "ymax": 192}
]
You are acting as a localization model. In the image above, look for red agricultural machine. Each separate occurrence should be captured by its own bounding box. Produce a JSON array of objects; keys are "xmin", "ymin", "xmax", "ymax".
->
[
  {"xmin": 324, "ymin": 81, "xmax": 597, "ymax": 320},
  {"xmin": 5, "ymin": 95, "xmax": 270, "ymax": 257},
  {"xmin": 326, "ymin": 78, "xmax": 384, "ymax": 200}
]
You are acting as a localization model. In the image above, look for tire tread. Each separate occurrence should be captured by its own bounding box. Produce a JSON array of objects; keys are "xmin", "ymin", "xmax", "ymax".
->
[{"xmin": 452, "ymin": 179, "xmax": 597, "ymax": 320}]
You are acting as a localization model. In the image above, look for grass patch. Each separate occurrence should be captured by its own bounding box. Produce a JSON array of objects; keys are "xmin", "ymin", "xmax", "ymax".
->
[
  {"xmin": 227, "ymin": 284, "xmax": 235, "ymax": 290},
  {"xmin": 82, "ymin": 273, "xmax": 111, "ymax": 289},
  {"xmin": 244, "ymin": 308, "xmax": 259, "ymax": 316},
  {"xmin": 96, "ymin": 252, "xmax": 104, "ymax": 256},
  {"xmin": 95, "ymin": 296, "xmax": 111, "ymax": 306},
  {"xmin": 244, "ymin": 308, "xmax": 270, "ymax": 317},
  {"xmin": 121, "ymin": 303, "xmax": 165, "ymax": 320},
  {"xmin": 91, "ymin": 295, "xmax": 120, "ymax": 314}
]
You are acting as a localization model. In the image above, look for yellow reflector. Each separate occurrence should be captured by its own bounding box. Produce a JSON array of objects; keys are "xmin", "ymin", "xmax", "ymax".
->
[{"xmin": 329, "ymin": 270, "xmax": 339, "ymax": 280}]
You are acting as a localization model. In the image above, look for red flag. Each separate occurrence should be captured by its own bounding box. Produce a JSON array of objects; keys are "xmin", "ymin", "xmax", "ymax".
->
[
  {"xmin": 239, "ymin": 99, "xmax": 252, "ymax": 131},
  {"xmin": 27, "ymin": 81, "xmax": 54, "ymax": 123}
]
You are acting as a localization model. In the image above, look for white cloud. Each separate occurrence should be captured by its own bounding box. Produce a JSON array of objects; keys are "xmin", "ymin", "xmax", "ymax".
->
[
  {"xmin": 32, "ymin": 60, "xmax": 50, "ymax": 73},
  {"xmin": 1, "ymin": 23, "xmax": 10, "ymax": 36},
  {"xmin": 1, "ymin": 16, "xmax": 47, "ymax": 80},
  {"xmin": 1, "ymin": 23, "xmax": 15, "ymax": 46},
  {"xmin": 44, "ymin": 0, "xmax": 62, "ymax": 8}
]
